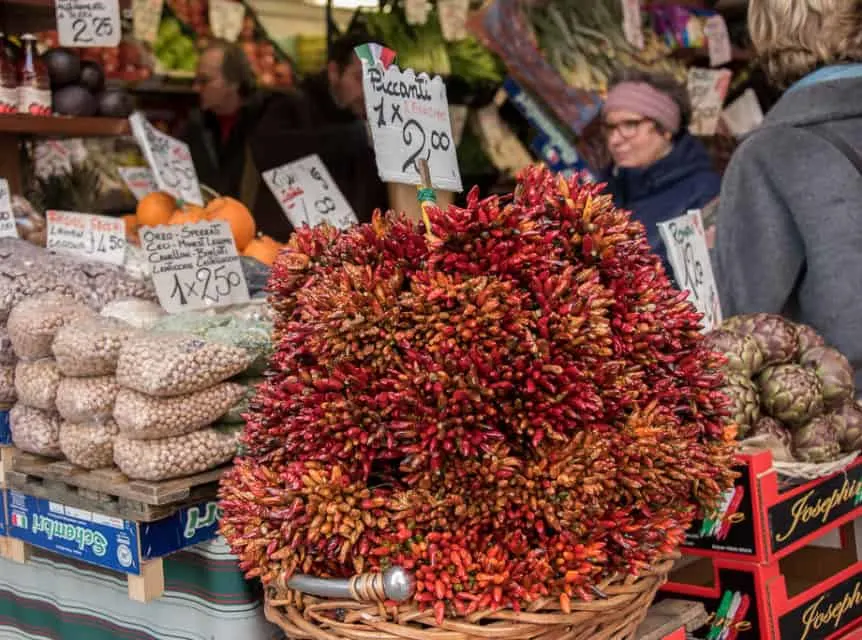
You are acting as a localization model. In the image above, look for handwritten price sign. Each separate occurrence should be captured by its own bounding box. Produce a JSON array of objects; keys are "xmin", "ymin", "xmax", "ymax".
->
[
  {"xmin": 262, "ymin": 154, "xmax": 357, "ymax": 231},
  {"xmin": 0, "ymin": 179, "xmax": 18, "ymax": 239},
  {"xmin": 129, "ymin": 112, "xmax": 204, "ymax": 205},
  {"xmin": 46, "ymin": 210, "xmax": 126, "ymax": 265},
  {"xmin": 56, "ymin": 0, "xmax": 121, "ymax": 47},
  {"xmin": 141, "ymin": 221, "xmax": 250, "ymax": 313},
  {"xmin": 687, "ymin": 68, "xmax": 731, "ymax": 137},
  {"xmin": 118, "ymin": 166, "xmax": 158, "ymax": 201},
  {"xmin": 209, "ymin": 0, "xmax": 246, "ymax": 43},
  {"xmin": 362, "ymin": 64, "xmax": 462, "ymax": 192},
  {"xmin": 657, "ymin": 210, "xmax": 722, "ymax": 332}
]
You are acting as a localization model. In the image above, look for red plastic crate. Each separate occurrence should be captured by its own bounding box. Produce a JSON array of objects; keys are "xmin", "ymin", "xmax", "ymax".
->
[
  {"xmin": 683, "ymin": 451, "xmax": 862, "ymax": 564},
  {"xmin": 663, "ymin": 524, "xmax": 862, "ymax": 640}
]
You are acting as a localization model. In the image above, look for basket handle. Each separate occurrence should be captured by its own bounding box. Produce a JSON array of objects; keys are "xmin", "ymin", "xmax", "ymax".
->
[{"xmin": 280, "ymin": 566, "xmax": 415, "ymax": 604}]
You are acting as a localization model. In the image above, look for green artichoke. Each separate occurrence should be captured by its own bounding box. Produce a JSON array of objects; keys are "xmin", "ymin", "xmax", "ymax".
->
[
  {"xmin": 792, "ymin": 414, "xmax": 842, "ymax": 463},
  {"xmin": 833, "ymin": 400, "xmax": 862, "ymax": 453},
  {"xmin": 758, "ymin": 364, "xmax": 824, "ymax": 427},
  {"xmin": 703, "ymin": 329, "xmax": 765, "ymax": 378},
  {"xmin": 723, "ymin": 374, "xmax": 760, "ymax": 437},
  {"xmin": 727, "ymin": 313, "xmax": 798, "ymax": 367},
  {"xmin": 796, "ymin": 323, "xmax": 826, "ymax": 356},
  {"xmin": 799, "ymin": 346, "xmax": 855, "ymax": 408},
  {"xmin": 751, "ymin": 416, "xmax": 794, "ymax": 461}
]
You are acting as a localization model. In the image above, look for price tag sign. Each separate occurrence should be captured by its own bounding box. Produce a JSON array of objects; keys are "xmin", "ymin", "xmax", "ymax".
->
[
  {"xmin": 722, "ymin": 88, "xmax": 764, "ymax": 138},
  {"xmin": 704, "ymin": 14, "xmax": 732, "ymax": 67},
  {"xmin": 687, "ymin": 68, "xmax": 731, "ymax": 137},
  {"xmin": 622, "ymin": 0, "xmax": 644, "ymax": 50},
  {"xmin": 438, "ymin": 0, "xmax": 469, "ymax": 41},
  {"xmin": 362, "ymin": 63, "xmax": 462, "ymax": 192},
  {"xmin": 56, "ymin": 0, "xmax": 122, "ymax": 48},
  {"xmin": 0, "ymin": 179, "xmax": 19, "ymax": 239},
  {"xmin": 118, "ymin": 166, "xmax": 158, "ymax": 201},
  {"xmin": 405, "ymin": 0, "xmax": 431, "ymax": 25},
  {"xmin": 209, "ymin": 0, "xmax": 246, "ymax": 43},
  {"xmin": 129, "ymin": 112, "xmax": 204, "ymax": 206},
  {"xmin": 262, "ymin": 154, "xmax": 357, "ymax": 231},
  {"xmin": 140, "ymin": 221, "xmax": 250, "ymax": 313},
  {"xmin": 46, "ymin": 210, "xmax": 126, "ymax": 265},
  {"xmin": 132, "ymin": 0, "xmax": 164, "ymax": 44},
  {"xmin": 657, "ymin": 210, "xmax": 722, "ymax": 332}
]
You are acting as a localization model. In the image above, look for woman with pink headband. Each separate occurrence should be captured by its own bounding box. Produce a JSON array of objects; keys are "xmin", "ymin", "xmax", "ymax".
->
[{"xmin": 599, "ymin": 69, "xmax": 720, "ymax": 272}]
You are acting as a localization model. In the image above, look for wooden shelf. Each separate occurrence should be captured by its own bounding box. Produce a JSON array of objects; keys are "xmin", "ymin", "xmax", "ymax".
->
[{"xmin": 0, "ymin": 114, "xmax": 130, "ymax": 137}]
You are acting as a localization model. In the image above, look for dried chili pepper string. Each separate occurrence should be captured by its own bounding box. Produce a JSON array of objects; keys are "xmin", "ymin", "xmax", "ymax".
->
[{"xmin": 219, "ymin": 167, "xmax": 738, "ymax": 624}]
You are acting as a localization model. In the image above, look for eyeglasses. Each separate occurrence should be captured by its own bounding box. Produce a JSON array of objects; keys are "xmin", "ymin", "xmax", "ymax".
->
[{"xmin": 601, "ymin": 117, "xmax": 650, "ymax": 139}]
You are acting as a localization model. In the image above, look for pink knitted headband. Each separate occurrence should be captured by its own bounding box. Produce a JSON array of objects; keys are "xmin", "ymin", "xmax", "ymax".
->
[{"xmin": 603, "ymin": 81, "xmax": 681, "ymax": 134}]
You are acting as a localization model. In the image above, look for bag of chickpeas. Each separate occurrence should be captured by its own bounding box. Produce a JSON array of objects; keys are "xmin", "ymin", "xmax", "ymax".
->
[
  {"xmin": 10, "ymin": 403, "xmax": 62, "ymax": 457},
  {"xmin": 59, "ymin": 420, "xmax": 118, "ymax": 469},
  {"xmin": 52, "ymin": 315, "xmax": 141, "ymax": 377},
  {"xmin": 14, "ymin": 359, "xmax": 62, "ymax": 411},
  {"xmin": 55, "ymin": 376, "xmax": 119, "ymax": 423},
  {"xmin": 7, "ymin": 292, "xmax": 93, "ymax": 361}
]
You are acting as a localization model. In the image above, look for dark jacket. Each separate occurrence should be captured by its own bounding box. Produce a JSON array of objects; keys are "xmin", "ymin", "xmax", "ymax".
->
[
  {"xmin": 715, "ymin": 76, "xmax": 862, "ymax": 389},
  {"xmin": 181, "ymin": 91, "xmax": 277, "ymax": 200},
  {"xmin": 247, "ymin": 73, "xmax": 389, "ymax": 242},
  {"xmin": 600, "ymin": 133, "xmax": 721, "ymax": 270}
]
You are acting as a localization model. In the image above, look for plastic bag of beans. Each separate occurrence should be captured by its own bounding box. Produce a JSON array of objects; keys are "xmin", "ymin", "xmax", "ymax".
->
[
  {"xmin": 52, "ymin": 315, "xmax": 141, "ymax": 377},
  {"xmin": 7, "ymin": 293, "xmax": 93, "ymax": 360},
  {"xmin": 10, "ymin": 403, "xmax": 62, "ymax": 457},
  {"xmin": 55, "ymin": 376, "xmax": 119, "ymax": 423},
  {"xmin": 14, "ymin": 359, "xmax": 62, "ymax": 410},
  {"xmin": 59, "ymin": 420, "xmax": 119, "ymax": 469}
]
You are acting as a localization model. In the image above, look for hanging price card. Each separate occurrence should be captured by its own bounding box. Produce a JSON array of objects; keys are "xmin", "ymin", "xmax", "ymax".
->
[
  {"xmin": 704, "ymin": 14, "xmax": 732, "ymax": 67},
  {"xmin": 129, "ymin": 112, "xmax": 204, "ymax": 205},
  {"xmin": 361, "ymin": 63, "xmax": 462, "ymax": 192},
  {"xmin": 118, "ymin": 166, "xmax": 158, "ymax": 201},
  {"xmin": 0, "ymin": 179, "xmax": 19, "ymax": 239},
  {"xmin": 438, "ymin": 0, "xmax": 469, "ymax": 41},
  {"xmin": 687, "ymin": 68, "xmax": 731, "ymax": 137},
  {"xmin": 132, "ymin": 0, "xmax": 164, "ymax": 44},
  {"xmin": 46, "ymin": 210, "xmax": 126, "ymax": 265},
  {"xmin": 140, "ymin": 221, "xmax": 250, "ymax": 314},
  {"xmin": 621, "ymin": 0, "xmax": 644, "ymax": 50},
  {"xmin": 209, "ymin": 0, "xmax": 246, "ymax": 43},
  {"xmin": 56, "ymin": 0, "xmax": 122, "ymax": 48},
  {"xmin": 262, "ymin": 154, "xmax": 357, "ymax": 231},
  {"xmin": 657, "ymin": 210, "xmax": 722, "ymax": 332}
]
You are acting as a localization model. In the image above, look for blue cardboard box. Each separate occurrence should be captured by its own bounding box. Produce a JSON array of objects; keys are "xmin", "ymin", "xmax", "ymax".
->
[
  {"xmin": 0, "ymin": 490, "xmax": 6, "ymax": 538},
  {"xmin": 5, "ymin": 489, "xmax": 219, "ymax": 574},
  {"xmin": 0, "ymin": 409, "xmax": 10, "ymax": 446}
]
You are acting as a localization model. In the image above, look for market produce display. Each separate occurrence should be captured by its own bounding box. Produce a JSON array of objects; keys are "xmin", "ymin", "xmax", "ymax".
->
[
  {"xmin": 707, "ymin": 314, "xmax": 861, "ymax": 464},
  {"xmin": 42, "ymin": 48, "xmax": 136, "ymax": 117},
  {"xmin": 219, "ymin": 167, "xmax": 737, "ymax": 628}
]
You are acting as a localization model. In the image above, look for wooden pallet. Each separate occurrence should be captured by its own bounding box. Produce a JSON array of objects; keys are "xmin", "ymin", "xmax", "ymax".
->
[
  {"xmin": 0, "ymin": 446, "xmax": 14, "ymax": 487},
  {"xmin": 636, "ymin": 599, "xmax": 707, "ymax": 640},
  {"xmin": 5, "ymin": 451, "xmax": 225, "ymax": 522}
]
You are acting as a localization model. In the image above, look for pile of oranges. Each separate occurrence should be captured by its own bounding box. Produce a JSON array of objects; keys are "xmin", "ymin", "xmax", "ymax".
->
[{"xmin": 124, "ymin": 192, "xmax": 283, "ymax": 266}]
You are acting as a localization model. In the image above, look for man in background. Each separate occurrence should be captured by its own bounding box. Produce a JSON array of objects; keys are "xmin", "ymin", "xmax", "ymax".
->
[
  {"xmin": 249, "ymin": 32, "xmax": 389, "ymax": 241},
  {"xmin": 184, "ymin": 41, "xmax": 276, "ymax": 203}
]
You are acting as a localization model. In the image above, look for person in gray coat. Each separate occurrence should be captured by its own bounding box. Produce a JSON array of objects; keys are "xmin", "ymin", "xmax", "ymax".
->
[{"xmin": 714, "ymin": 0, "xmax": 862, "ymax": 387}]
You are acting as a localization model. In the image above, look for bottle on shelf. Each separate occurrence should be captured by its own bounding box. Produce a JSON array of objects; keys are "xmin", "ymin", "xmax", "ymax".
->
[
  {"xmin": 17, "ymin": 34, "xmax": 51, "ymax": 116},
  {"xmin": 0, "ymin": 33, "xmax": 16, "ymax": 113}
]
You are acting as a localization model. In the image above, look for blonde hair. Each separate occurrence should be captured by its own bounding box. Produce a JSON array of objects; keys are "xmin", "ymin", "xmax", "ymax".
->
[{"xmin": 748, "ymin": 0, "xmax": 862, "ymax": 88}]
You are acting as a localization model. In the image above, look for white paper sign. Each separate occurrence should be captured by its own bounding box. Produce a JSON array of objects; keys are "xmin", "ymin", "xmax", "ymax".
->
[
  {"xmin": 721, "ymin": 89, "xmax": 764, "ymax": 138},
  {"xmin": 132, "ymin": 0, "xmax": 164, "ymax": 44},
  {"xmin": 438, "ymin": 0, "xmax": 469, "ymax": 41},
  {"xmin": 56, "ymin": 0, "xmax": 122, "ymax": 48},
  {"xmin": 622, "ymin": 0, "xmax": 644, "ymax": 50},
  {"xmin": 704, "ymin": 14, "xmax": 732, "ymax": 67},
  {"xmin": 687, "ymin": 68, "xmax": 731, "ymax": 137},
  {"xmin": 657, "ymin": 210, "xmax": 722, "ymax": 332},
  {"xmin": 262, "ymin": 154, "xmax": 357, "ymax": 231},
  {"xmin": 209, "ymin": 0, "xmax": 246, "ymax": 43},
  {"xmin": 139, "ymin": 221, "xmax": 250, "ymax": 314},
  {"xmin": 46, "ymin": 210, "xmax": 126, "ymax": 265},
  {"xmin": 362, "ymin": 64, "xmax": 462, "ymax": 192},
  {"xmin": 0, "ymin": 180, "xmax": 18, "ymax": 239},
  {"xmin": 33, "ymin": 139, "xmax": 88, "ymax": 179},
  {"xmin": 405, "ymin": 0, "xmax": 432, "ymax": 25},
  {"xmin": 129, "ymin": 112, "xmax": 204, "ymax": 206},
  {"xmin": 118, "ymin": 166, "xmax": 158, "ymax": 201}
]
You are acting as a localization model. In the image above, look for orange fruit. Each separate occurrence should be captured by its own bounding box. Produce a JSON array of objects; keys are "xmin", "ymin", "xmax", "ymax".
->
[
  {"xmin": 136, "ymin": 192, "xmax": 176, "ymax": 227},
  {"xmin": 242, "ymin": 235, "xmax": 281, "ymax": 266},
  {"xmin": 206, "ymin": 196, "xmax": 256, "ymax": 250},
  {"xmin": 168, "ymin": 208, "xmax": 207, "ymax": 225}
]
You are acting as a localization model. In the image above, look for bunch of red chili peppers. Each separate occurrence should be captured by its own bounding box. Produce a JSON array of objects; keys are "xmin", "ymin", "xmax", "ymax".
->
[{"xmin": 219, "ymin": 167, "xmax": 737, "ymax": 623}]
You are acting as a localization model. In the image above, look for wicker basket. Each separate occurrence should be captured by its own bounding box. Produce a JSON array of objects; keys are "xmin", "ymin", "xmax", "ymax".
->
[{"xmin": 264, "ymin": 555, "xmax": 678, "ymax": 640}]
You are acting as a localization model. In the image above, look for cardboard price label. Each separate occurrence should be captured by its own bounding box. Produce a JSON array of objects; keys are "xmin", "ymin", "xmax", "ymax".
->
[
  {"xmin": 362, "ymin": 64, "xmax": 462, "ymax": 192},
  {"xmin": 129, "ymin": 112, "xmax": 204, "ymax": 206},
  {"xmin": 704, "ymin": 14, "xmax": 732, "ymax": 67},
  {"xmin": 209, "ymin": 0, "xmax": 246, "ymax": 43},
  {"xmin": 262, "ymin": 154, "xmax": 357, "ymax": 231},
  {"xmin": 621, "ymin": 0, "xmax": 644, "ymax": 50},
  {"xmin": 118, "ymin": 166, "xmax": 158, "ymax": 201},
  {"xmin": 56, "ymin": 0, "xmax": 121, "ymax": 48},
  {"xmin": 141, "ymin": 220, "xmax": 250, "ymax": 313},
  {"xmin": 437, "ymin": 0, "xmax": 469, "ymax": 41},
  {"xmin": 46, "ymin": 210, "xmax": 126, "ymax": 265},
  {"xmin": 0, "ymin": 179, "xmax": 19, "ymax": 239},
  {"xmin": 657, "ymin": 210, "xmax": 722, "ymax": 332},
  {"xmin": 132, "ymin": 0, "xmax": 164, "ymax": 44},
  {"xmin": 688, "ymin": 67, "xmax": 732, "ymax": 137}
]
